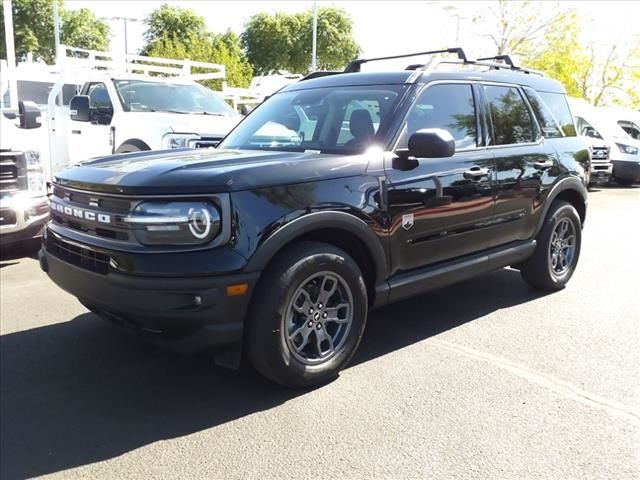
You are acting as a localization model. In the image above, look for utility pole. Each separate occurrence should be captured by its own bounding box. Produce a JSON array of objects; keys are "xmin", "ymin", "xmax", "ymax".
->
[
  {"xmin": 101, "ymin": 16, "xmax": 139, "ymax": 55},
  {"xmin": 2, "ymin": 0, "xmax": 18, "ymax": 109},
  {"xmin": 53, "ymin": 0, "xmax": 61, "ymax": 63},
  {"xmin": 311, "ymin": 0, "xmax": 318, "ymax": 72}
]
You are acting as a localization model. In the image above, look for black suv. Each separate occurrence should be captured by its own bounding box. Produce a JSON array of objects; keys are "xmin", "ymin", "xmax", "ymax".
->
[{"xmin": 40, "ymin": 49, "xmax": 589, "ymax": 387}]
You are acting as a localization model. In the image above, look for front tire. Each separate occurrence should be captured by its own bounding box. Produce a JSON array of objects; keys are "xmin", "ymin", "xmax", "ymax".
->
[
  {"xmin": 521, "ymin": 201, "xmax": 582, "ymax": 291},
  {"xmin": 246, "ymin": 241, "xmax": 368, "ymax": 388}
]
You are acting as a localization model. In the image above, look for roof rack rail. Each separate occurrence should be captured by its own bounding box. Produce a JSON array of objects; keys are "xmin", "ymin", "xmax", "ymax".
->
[
  {"xmin": 300, "ymin": 71, "xmax": 343, "ymax": 81},
  {"xmin": 344, "ymin": 48, "xmax": 467, "ymax": 73},
  {"xmin": 476, "ymin": 55, "xmax": 518, "ymax": 68}
]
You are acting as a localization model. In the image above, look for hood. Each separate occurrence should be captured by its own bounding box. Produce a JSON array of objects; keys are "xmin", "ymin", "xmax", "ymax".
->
[
  {"xmin": 53, "ymin": 148, "xmax": 369, "ymax": 195},
  {"xmin": 128, "ymin": 111, "xmax": 240, "ymax": 137}
]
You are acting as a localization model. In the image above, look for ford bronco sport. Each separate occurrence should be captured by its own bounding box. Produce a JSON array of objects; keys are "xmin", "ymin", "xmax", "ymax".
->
[{"xmin": 39, "ymin": 49, "xmax": 589, "ymax": 387}]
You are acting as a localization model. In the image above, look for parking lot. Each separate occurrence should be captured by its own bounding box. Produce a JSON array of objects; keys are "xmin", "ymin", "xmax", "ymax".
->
[{"xmin": 0, "ymin": 186, "xmax": 638, "ymax": 479}]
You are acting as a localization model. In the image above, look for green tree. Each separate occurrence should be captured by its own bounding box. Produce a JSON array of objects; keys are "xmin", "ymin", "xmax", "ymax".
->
[
  {"xmin": 142, "ymin": 3, "xmax": 208, "ymax": 54},
  {"xmin": 471, "ymin": 0, "xmax": 567, "ymax": 56},
  {"xmin": 524, "ymin": 11, "xmax": 640, "ymax": 108},
  {"xmin": 525, "ymin": 11, "xmax": 589, "ymax": 98},
  {"xmin": 61, "ymin": 7, "xmax": 110, "ymax": 52},
  {"xmin": 142, "ymin": 4, "xmax": 252, "ymax": 88},
  {"xmin": 241, "ymin": 7, "xmax": 360, "ymax": 75},
  {"xmin": 0, "ymin": 0, "xmax": 109, "ymax": 63}
]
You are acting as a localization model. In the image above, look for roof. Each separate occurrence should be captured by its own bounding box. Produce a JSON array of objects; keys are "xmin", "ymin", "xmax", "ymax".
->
[{"xmin": 280, "ymin": 66, "xmax": 566, "ymax": 95}]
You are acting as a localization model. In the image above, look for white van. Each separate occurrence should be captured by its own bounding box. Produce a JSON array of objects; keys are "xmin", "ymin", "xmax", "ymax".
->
[{"xmin": 569, "ymin": 98, "xmax": 640, "ymax": 186}]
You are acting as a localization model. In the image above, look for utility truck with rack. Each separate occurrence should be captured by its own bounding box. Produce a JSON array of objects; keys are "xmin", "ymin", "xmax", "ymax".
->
[{"xmin": 46, "ymin": 45, "xmax": 240, "ymax": 175}]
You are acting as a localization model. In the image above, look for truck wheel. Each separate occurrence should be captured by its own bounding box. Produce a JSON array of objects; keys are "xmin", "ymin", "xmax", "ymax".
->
[
  {"xmin": 521, "ymin": 201, "xmax": 581, "ymax": 292},
  {"xmin": 246, "ymin": 241, "xmax": 368, "ymax": 388}
]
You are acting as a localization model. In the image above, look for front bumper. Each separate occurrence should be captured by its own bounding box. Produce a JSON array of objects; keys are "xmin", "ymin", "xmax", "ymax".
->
[
  {"xmin": 612, "ymin": 160, "xmax": 640, "ymax": 183},
  {"xmin": 0, "ymin": 196, "xmax": 49, "ymax": 245},
  {"xmin": 39, "ymin": 229, "xmax": 259, "ymax": 352},
  {"xmin": 588, "ymin": 163, "xmax": 613, "ymax": 185}
]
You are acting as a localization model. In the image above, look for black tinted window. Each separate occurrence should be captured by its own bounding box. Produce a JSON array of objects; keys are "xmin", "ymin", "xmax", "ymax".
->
[
  {"xmin": 538, "ymin": 92, "xmax": 576, "ymax": 137},
  {"xmin": 403, "ymin": 84, "xmax": 477, "ymax": 150},
  {"xmin": 87, "ymin": 83, "xmax": 112, "ymax": 109},
  {"xmin": 485, "ymin": 85, "xmax": 535, "ymax": 145},
  {"xmin": 523, "ymin": 88, "xmax": 563, "ymax": 138}
]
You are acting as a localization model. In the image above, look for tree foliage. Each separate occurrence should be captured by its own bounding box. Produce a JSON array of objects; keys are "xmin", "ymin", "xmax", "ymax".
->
[
  {"xmin": 241, "ymin": 7, "xmax": 360, "ymax": 75},
  {"xmin": 471, "ymin": 0, "xmax": 640, "ymax": 108},
  {"xmin": 142, "ymin": 4, "xmax": 252, "ymax": 89},
  {"xmin": 472, "ymin": 0, "xmax": 566, "ymax": 56},
  {"xmin": 0, "ymin": 0, "xmax": 109, "ymax": 63},
  {"xmin": 61, "ymin": 7, "xmax": 110, "ymax": 52}
]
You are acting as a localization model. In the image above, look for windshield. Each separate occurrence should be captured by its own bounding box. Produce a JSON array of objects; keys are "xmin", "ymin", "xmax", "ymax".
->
[
  {"xmin": 218, "ymin": 85, "xmax": 407, "ymax": 154},
  {"xmin": 114, "ymin": 80, "xmax": 235, "ymax": 115}
]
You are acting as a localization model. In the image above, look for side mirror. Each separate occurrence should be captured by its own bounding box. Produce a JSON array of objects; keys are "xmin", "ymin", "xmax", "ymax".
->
[
  {"xmin": 18, "ymin": 100, "xmax": 41, "ymax": 129},
  {"xmin": 240, "ymin": 105, "xmax": 254, "ymax": 116},
  {"xmin": 69, "ymin": 95, "xmax": 90, "ymax": 122},
  {"xmin": 408, "ymin": 128, "xmax": 455, "ymax": 158}
]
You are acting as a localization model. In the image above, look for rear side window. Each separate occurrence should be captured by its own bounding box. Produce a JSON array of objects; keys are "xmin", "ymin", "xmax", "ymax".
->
[
  {"xmin": 523, "ymin": 88, "xmax": 563, "ymax": 138},
  {"xmin": 537, "ymin": 92, "xmax": 577, "ymax": 137},
  {"xmin": 484, "ymin": 85, "xmax": 535, "ymax": 145}
]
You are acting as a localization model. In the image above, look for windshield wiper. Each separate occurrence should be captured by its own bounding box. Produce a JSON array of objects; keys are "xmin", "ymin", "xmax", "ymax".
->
[
  {"xmin": 194, "ymin": 111, "xmax": 226, "ymax": 116},
  {"xmin": 137, "ymin": 109, "xmax": 190, "ymax": 114}
]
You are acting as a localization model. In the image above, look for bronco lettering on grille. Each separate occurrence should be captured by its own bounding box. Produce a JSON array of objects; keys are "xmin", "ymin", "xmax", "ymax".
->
[{"xmin": 50, "ymin": 200, "xmax": 112, "ymax": 224}]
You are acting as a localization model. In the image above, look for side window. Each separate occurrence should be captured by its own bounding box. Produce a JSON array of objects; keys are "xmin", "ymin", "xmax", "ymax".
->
[
  {"xmin": 484, "ymin": 85, "xmax": 535, "ymax": 145},
  {"xmin": 86, "ymin": 83, "xmax": 112, "ymax": 109},
  {"xmin": 523, "ymin": 88, "xmax": 563, "ymax": 138},
  {"xmin": 401, "ymin": 83, "xmax": 477, "ymax": 150},
  {"xmin": 618, "ymin": 121, "xmax": 640, "ymax": 140},
  {"xmin": 537, "ymin": 92, "xmax": 577, "ymax": 137}
]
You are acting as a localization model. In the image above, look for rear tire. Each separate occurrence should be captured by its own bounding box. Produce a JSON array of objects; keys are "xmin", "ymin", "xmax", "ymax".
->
[
  {"xmin": 246, "ymin": 241, "xmax": 368, "ymax": 388},
  {"xmin": 521, "ymin": 201, "xmax": 581, "ymax": 292}
]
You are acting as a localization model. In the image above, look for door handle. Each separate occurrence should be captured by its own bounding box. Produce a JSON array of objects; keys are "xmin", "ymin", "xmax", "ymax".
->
[
  {"xmin": 463, "ymin": 166, "xmax": 490, "ymax": 179},
  {"xmin": 534, "ymin": 160, "xmax": 554, "ymax": 170},
  {"xmin": 71, "ymin": 130, "xmax": 82, "ymax": 135}
]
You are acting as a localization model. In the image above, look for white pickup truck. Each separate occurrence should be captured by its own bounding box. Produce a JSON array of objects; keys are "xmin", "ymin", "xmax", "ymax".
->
[
  {"xmin": 0, "ymin": 103, "xmax": 49, "ymax": 247},
  {"xmin": 42, "ymin": 45, "xmax": 240, "ymax": 171},
  {"xmin": 65, "ymin": 73, "xmax": 240, "ymax": 164}
]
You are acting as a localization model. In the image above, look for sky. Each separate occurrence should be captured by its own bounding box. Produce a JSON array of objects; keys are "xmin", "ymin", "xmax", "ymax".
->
[{"xmin": 65, "ymin": 0, "xmax": 640, "ymax": 63}]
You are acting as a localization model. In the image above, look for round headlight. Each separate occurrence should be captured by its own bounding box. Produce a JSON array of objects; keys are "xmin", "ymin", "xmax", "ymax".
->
[
  {"xmin": 188, "ymin": 207, "xmax": 213, "ymax": 239},
  {"xmin": 124, "ymin": 201, "xmax": 221, "ymax": 246}
]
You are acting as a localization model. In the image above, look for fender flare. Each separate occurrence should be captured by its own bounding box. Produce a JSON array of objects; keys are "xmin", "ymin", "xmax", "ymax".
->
[
  {"xmin": 245, "ymin": 210, "xmax": 388, "ymax": 284},
  {"xmin": 115, "ymin": 138, "xmax": 151, "ymax": 153},
  {"xmin": 535, "ymin": 176, "xmax": 587, "ymax": 235}
]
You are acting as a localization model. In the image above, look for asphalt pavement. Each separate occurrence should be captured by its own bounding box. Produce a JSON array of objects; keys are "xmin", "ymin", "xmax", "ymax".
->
[{"xmin": 1, "ymin": 186, "xmax": 639, "ymax": 479}]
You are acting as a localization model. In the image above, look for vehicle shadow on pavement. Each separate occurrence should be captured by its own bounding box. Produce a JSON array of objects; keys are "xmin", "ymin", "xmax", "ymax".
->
[
  {"xmin": 0, "ymin": 241, "xmax": 40, "ymax": 266},
  {"xmin": 0, "ymin": 268, "xmax": 544, "ymax": 479}
]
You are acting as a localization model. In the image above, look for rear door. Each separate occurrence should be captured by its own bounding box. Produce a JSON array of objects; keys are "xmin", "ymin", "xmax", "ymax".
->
[
  {"xmin": 484, "ymin": 83, "xmax": 560, "ymax": 247},
  {"xmin": 385, "ymin": 82, "xmax": 496, "ymax": 275}
]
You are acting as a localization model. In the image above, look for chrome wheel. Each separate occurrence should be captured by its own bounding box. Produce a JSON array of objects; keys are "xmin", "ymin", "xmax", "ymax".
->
[
  {"xmin": 548, "ymin": 218, "xmax": 576, "ymax": 275},
  {"xmin": 283, "ymin": 271, "xmax": 354, "ymax": 365}
]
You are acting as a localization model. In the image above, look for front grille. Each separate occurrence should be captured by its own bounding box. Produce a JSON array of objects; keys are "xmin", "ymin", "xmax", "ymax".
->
[
  {"xmin": 0, "ymin": 209, "xmax": 17, "ymax": 226},
  {"xmin": 50, "ymin": 186, "xmax": 133, "ymax": 241},
  {"xmin": 0, "ymin": 151, "xmax": 27, "ymax": 193},
  {"xmin": 190, "ymin": 137, "xmax": 221, "ymax": 148},
  {"xmin": 46, "ymin": 233, "xmax": 111, "ymax": 274},
  {"xmin": 591, "ymin": 146, "xmax": 609, "ymax": 163}
]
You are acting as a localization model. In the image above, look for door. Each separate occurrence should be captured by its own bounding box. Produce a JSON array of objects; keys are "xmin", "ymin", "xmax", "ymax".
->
[
  {"xmin": 68, "ymin": 82, "xmax": 114, "ymax": 163},
  {"xmin": 386, "ymin": 83, "xmax": 496, "ymax": 276},
  {"xmin": 483, "ymin": 84, "xmax": 560, "ymax": 247}
]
